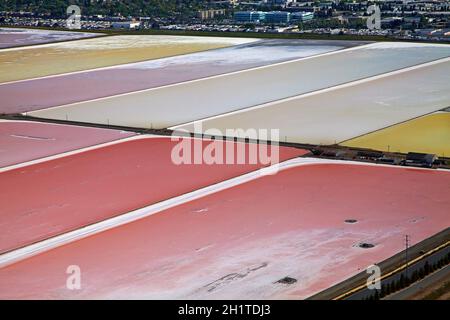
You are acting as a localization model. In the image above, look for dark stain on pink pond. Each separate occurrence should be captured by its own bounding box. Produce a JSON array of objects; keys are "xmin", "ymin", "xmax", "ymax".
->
[
  {"xmin": 0, "ymin": 163, "xmax": 448, "ymax": 299},
  {"xmin": 0, "ymin": 137, "xmax": 305, "ymax": 254},
  {"xmin": 0, "ymin": 121, "xmax": 135, "ymax": 168}
]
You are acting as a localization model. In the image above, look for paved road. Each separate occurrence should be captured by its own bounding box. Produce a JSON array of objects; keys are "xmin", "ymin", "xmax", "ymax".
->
[{"xmin": 384, "ymin": 265, "xmax": 450, "ymax": 300}]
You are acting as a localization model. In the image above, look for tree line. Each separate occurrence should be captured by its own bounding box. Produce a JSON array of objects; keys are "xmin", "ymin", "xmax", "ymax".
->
[{"xmin": 0, "ymin": 0, "xmax": 212, "ymax": 19}]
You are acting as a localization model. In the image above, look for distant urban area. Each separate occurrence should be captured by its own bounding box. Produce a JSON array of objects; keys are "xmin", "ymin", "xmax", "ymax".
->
[{"xmin": 1, "ymin": 0, "xmax": 449, "ymax": 41}]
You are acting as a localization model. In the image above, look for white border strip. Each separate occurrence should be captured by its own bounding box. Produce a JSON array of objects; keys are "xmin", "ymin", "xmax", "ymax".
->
[
  {"xmin": 0, "ymin": 131, "xmax": 260, "ymax": 173},
  {"xmin": 0, "ymin": 132, "xmax": 151, "ymax": 173},
  {"xmin": 0, "ymin": 128, "xmax": 268, "ymax": 173},
  {"xmin": 0, "ymin": 37, "xmax": 259, "ymax": 85},
  {"xmin": 22, "ymin": 43, "xmax": 376, "ymax": 113},
  {"xmin": 1, "ymin": 157, "xmax": 446, "ymax": 268},
  {"xmin": 170, "ymin": 56, "xmax": 450, "ymax": 130},
  {"xmin": 0, "ymin": 32, "xmax": 103, "ymax": 53},
  {"xmin": 0, "ymin": 34, "xmax": 254, "ymax": 53}
]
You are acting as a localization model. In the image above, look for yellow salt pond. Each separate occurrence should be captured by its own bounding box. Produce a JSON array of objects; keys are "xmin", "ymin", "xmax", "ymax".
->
[
  {"xmin": 0, "ymin": 35, "xmax": 255, "ymax": 83},
  {"xmin": 341, "ymin": 112, "xmax": 450, "ymax": 157}
]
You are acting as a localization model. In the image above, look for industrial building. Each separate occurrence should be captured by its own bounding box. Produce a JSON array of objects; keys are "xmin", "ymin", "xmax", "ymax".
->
[
  {"xmin": 111, "ymin": 21, "xmax": 141, "ymax": 29},
  {"xmin": 291, "ymin": 11, "xmax": 314, "ymax": 22},
  {"xmin": 265, "ymin": 11, "xmax": 291, "ymax": 24},
  {"xmin": 197, "ymin": 9, "xmax": 226, "ymax": 20},
  {"xmin": 234, "ymin": 10, "xmax": 313, "ymax": 24},
  {"xmin": 403, "ymin": 152, "xmax": 437, "ymax": 168},
  {"xmin": 234, "ymin": 11, "xmax": 266, "ymax": 23}
]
